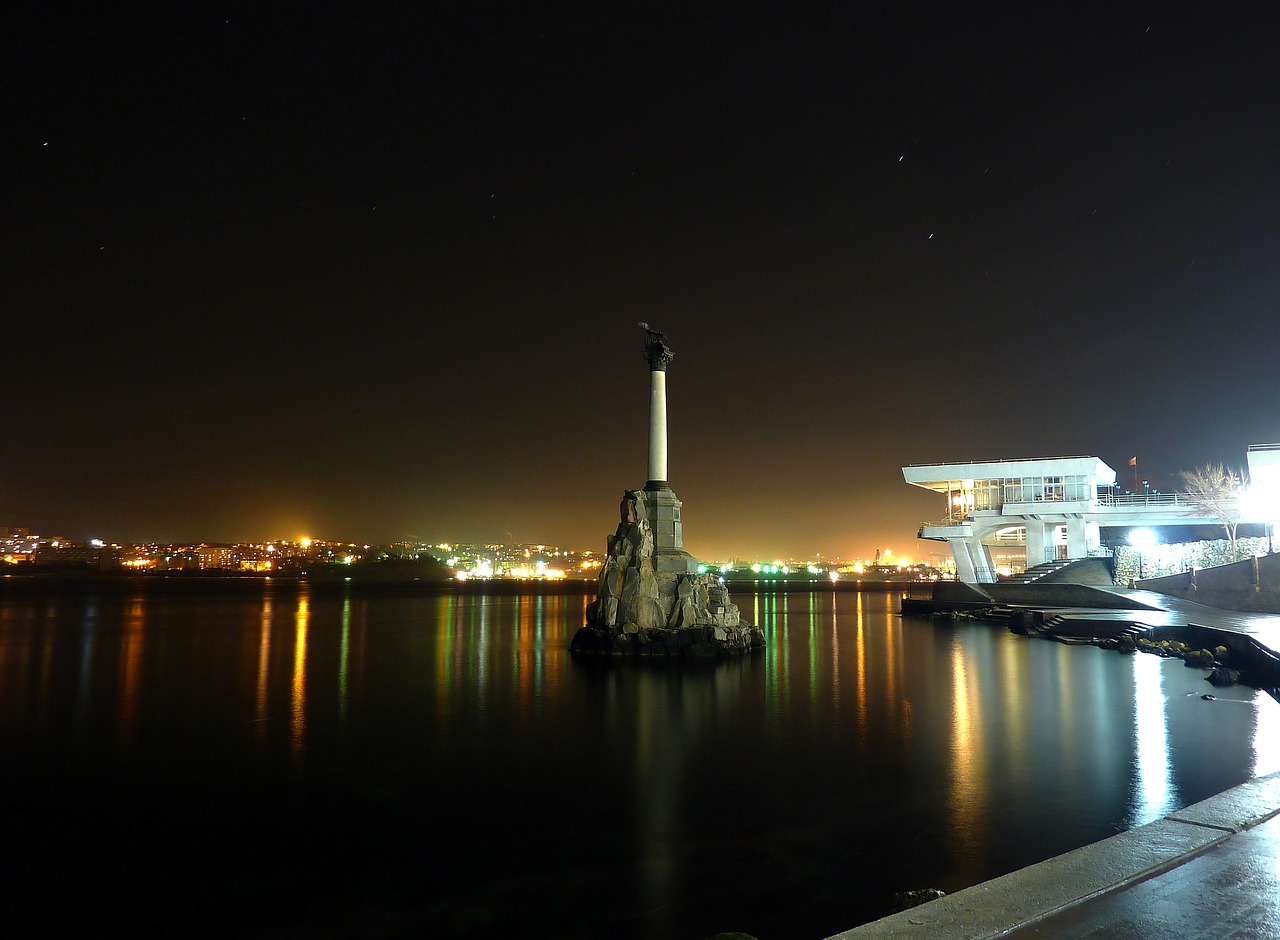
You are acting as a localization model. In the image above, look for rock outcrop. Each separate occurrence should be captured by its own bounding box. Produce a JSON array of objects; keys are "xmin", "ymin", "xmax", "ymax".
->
[
  {"xmin": 892, "ymin": 888, "xmax": 947, "ymax": 912},
  {"xmin": 571, "ymin": 489, "xmax": 764, "ymax": 659},
  {"xmin": 1207, "ymin": 666, "xmax": 1242, "ymax": 687}
]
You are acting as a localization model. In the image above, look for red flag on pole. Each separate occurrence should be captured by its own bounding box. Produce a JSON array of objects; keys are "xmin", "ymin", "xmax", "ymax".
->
[{"xmin": 1128, "ymin": 456, "xmax": 1137, "ymax": 467}]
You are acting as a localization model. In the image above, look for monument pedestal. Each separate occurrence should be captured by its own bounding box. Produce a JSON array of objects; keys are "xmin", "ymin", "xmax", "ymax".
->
[
  {"xmin": 642, "ymin": 483, "xmax": 700, "ymax": 574},
  {"xmin": 571, "ymin": 485, "xmax": 762, "ymax": 659}
]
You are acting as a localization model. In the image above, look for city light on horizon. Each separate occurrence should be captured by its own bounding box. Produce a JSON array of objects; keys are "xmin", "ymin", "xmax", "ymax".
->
[{"xmin": 0, "ymin": 524, "xmax": 950, "ymax": 582}]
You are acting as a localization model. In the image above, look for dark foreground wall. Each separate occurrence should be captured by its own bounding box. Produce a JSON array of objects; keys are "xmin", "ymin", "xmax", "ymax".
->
[
  {"xmin": 986, "ymin": 582, "xmax": 1157, "ymax": 610},
  {"xmin": 1139, "ymin": 553, "xmax": 1280, "ymax": 615}
]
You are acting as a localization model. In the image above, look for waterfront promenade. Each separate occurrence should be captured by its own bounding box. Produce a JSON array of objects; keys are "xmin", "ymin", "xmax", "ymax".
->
[
  {"xmin": 913, "ymin": 577, "xmax": 1280, "ymax": 689},
  {"xmin": 1022, "ymin": 586, "xmax": 1280, "ymax": 689},
  {"xmin": 828, "ymin": 769, "xmax": 1280, "ymax": 939}
]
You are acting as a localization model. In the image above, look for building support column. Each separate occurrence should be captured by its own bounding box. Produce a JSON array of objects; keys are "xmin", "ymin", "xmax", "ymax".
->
[
  {"xmin": 1065, "ymin": 518, "xmax": 1088, "ymax": 558},
  {"xmin": 949, "ymin": 539, "xmax": 978, "ymax": 583},
  {"xmin": 948, "ymin": 537, "xmax": 996, "ymax": 584},
  {"xmin": 1084, "ymin": 521, "xmax": 1102, "ymax": 554},
  {"xmin": 975, "ymin": 543, "xmax": 996, "ymax": 582},
  {"xmin": 1026, "ymin": 521, "xmax": 1049, "ymax": 568}
]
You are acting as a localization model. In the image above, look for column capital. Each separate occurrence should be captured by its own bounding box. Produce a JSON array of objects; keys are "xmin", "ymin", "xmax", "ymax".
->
[
  {"xmin": 642, "ymin": 341, "xmax": 674, "ymax": 372},
  {"xmin": 639, "ymin": 322, "xmax": 674, "ymax": 372}
]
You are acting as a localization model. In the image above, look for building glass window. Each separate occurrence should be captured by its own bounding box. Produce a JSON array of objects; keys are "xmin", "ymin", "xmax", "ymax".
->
[
  {"xmin": 973, "ymin": 480, "xmax": 1001, "ymax": 511},
  {"xmin": 1064, "ymin": 475, "xmax": 1090, "ymax": 500}
]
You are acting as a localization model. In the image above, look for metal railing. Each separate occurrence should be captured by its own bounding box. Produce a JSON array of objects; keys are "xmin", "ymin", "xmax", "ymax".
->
[{"xmin": 1096, "ymin": 492, "xmax": 1191, "ymax": 507}]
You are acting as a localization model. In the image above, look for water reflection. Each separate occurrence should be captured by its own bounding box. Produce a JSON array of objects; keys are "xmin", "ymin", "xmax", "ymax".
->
[
  {"xmin": 829, "ymin": 591, "xmax": 840, "ymax": 707},
  {"xmin": 118, "ymin": 598, "xmax": 145, "ymax": 748},
  {"xmin": 291, "ymin": 591, "xmax": 310, "ymax": 756},
  {"xmin": 0, "ymin": 586, "xmax": 1276, "ymax": 940},
  {"xmin": 338, "ymin": 596, "xmax": 350, "ymax": 726},
  {"xmin": 1130, "ymin": 649, "xmax": 1175, "ymax": 826},
  {"xmin": 1255, "ymin": 689, "xmax": 1280, "ymax": 777},
  {"xmin": 435, "ymin": 593, "xmax": 456, "ymax": 713},
  {"xmin": 78, "ymin": 598, "xmax": 97, "ymax": 729},
  {"xmin": 997, "ymin": 637, "xmax": 1028, "ymax": 791},
  {"xmin": 255, "ymin": 597, "xmax": 272, "ymax": 747},
  {"xmin": 948, "ymin": 638, "xmax": 986, "ymax": 869},
  {"xmin": 592, "ymin": 650, "xmax": 752, "ymax": 937},
  {"xmin": 854, "ymin": 592, "xmax": 867, "ymax": 735}
]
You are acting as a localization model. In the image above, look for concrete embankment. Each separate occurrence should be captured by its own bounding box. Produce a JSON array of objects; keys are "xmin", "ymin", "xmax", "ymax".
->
[
  {"xmin": 1135, "ymin": 551, "xmax": 1280, "ymax": 612},
  {"xmin": 904, "ymin": 579, "xmax": 1280, "ymax": 691},
  {"xmin": 825, "ymin": 770, "xmax": 1280, "ymax": 939},
  {"xmin": 902, "ymin": 580, "xmax": 1163, "ymax": 615}
]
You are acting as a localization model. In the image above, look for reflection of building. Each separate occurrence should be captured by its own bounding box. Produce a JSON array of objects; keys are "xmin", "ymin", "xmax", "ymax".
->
[{"xmin": 903, "ymin": 453, "xmax": 1271, "ymax": 584}]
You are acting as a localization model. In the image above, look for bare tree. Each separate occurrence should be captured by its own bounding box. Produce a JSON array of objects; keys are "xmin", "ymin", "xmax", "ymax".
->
[{"xmin": 1181, "ymin": 463, "xmax": 1245, "ymax": 561}]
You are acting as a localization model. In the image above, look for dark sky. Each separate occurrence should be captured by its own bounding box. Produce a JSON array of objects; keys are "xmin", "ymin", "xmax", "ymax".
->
[{"xmin": 5, "ymin": 3, "xmax": 1280, "ymax": 559}]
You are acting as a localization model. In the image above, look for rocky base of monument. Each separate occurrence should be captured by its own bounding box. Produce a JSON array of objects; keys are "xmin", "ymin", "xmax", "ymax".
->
[
  {"xmin": 571, "ymin": 575, "xmax": 765, "ymax": 659},
  {"xmin": 570, "ymin": 491, "xmax": 765, "ymax": 659}
]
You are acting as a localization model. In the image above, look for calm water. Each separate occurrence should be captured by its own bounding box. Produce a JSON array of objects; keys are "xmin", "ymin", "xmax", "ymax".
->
[{"xmin": 1, "ymin": 583, "xmax": 1277, "ymax": 939}]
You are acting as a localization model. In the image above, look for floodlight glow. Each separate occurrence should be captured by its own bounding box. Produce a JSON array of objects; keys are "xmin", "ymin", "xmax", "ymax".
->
[
  {"xmin": 1242, "ymin": 484, "xmax": 1280, "ymax": 524},
  {"xmin": 1128, "ymin": 528, "xmax": 1158, "ymax": 551}
]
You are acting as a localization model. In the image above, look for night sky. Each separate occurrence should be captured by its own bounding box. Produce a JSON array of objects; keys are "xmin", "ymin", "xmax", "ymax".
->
[{"xmin": 6, "ymin": 4, "xmax": 1280, "ymax": 559}]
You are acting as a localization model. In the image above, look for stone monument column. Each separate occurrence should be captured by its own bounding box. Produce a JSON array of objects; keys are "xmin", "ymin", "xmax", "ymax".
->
[
  {"xmin": 641, "ymin": 323, "xmax": 674, "ymax": 488},
  {"xmin": 637, "ymin": 323, "xmax": 695, "ymax": 572}
]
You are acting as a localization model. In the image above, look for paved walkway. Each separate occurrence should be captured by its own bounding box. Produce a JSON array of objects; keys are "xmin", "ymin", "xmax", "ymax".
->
[
  {"xmin": 1004, "ymin": 812, "xmax": 1280, "ymax": 939},
  {"xmin": 826, "ymin": 771, "xmax": 1280, "ymax": 940},
  {"xmin": 1030, "ymin": 588, "xmax": 1280, "ymax": 684},
  {"xmin": 1112, "ymin": 589, "xmax": 1280, "ymax": 655}
]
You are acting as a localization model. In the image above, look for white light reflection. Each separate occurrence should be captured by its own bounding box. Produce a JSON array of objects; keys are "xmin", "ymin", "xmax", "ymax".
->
[
  {"xmin": 291, "ymin": 593, "xmax": 310, "ymax": 757},
  {"xmin": 338, "ymin": 597, "xmax": 350, "ymax": 728},
  {"xmin": 1253, "ymin": 689, "xmax": 1280, "ymax": 777},
  {"xmin": 255, "ymin": 598, "xmax": 272, "ymax": 748},
  {"xmin": 1130, "ymin": 652, "xmax": 1176, "ymax": 826}
]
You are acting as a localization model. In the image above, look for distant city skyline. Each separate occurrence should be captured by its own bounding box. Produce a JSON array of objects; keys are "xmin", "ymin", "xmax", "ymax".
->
[{"xmin": 1, "ymin": 528, "xmax": 944, "ymax": 569}]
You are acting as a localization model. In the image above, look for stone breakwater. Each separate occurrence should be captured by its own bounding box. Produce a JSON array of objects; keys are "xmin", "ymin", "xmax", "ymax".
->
[{"xmin": 570, "ymin": 490, "xmax": 764, "ymax": 658}]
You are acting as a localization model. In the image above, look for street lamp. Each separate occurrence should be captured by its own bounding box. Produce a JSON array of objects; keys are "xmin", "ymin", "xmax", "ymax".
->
[{"xmin": 1129, "ymin": 528, "xmax": 1158, "ymax": 580}]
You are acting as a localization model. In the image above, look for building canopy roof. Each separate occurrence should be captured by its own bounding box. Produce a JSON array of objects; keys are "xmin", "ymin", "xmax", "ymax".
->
[{"xmin": 902, "ymin": 456, "xmax": 1117, "ymax": 493}]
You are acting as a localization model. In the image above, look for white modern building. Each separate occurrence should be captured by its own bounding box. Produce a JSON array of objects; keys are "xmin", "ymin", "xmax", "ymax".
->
[
  {"xmin": 1247, "ymin": 443, "xmax": 1280, "ymax": 499},
  {"xmin": 903, "ymin": 448, "xmax": 1280, "ymax": 584}
]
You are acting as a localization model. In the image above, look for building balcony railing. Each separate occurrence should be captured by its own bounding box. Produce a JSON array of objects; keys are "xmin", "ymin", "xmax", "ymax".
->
[
  {"xmin": 920, "ymin": 517, "xmax": 974, "ymax": 529},
  {"xmin": 1095, "ymin": 492, "xmax": 1191, "ymax": 507}
]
